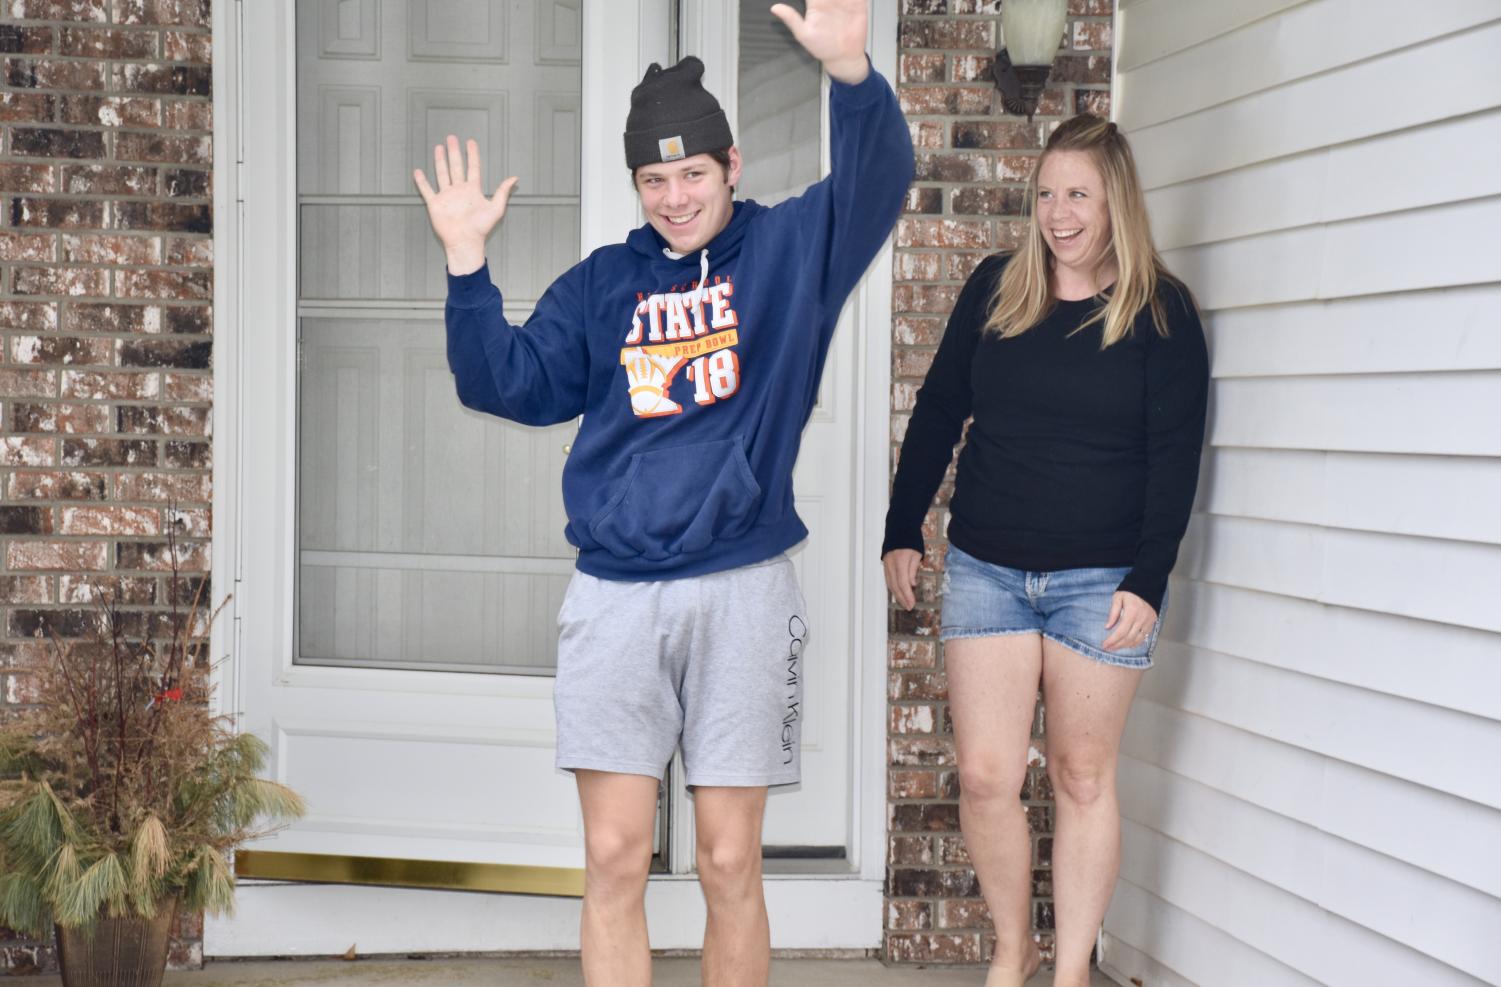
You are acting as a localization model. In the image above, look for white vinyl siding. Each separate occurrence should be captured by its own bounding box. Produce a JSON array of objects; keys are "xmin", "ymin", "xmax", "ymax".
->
[{"xmin": 1104, "ymin": 2, "xmax": 1501, "ymax": 985}]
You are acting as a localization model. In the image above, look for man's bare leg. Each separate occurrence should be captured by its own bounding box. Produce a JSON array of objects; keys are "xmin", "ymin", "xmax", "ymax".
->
[
  {"xmin": 694, "ymin": 786, "xmax": 771, "ymax": 987},
  {"xmin": 576, "ymin": 770, "xmax": 662, "ymax": 987}
]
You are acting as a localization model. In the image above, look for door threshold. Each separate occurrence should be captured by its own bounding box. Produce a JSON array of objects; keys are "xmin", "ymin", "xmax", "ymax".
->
[{"xmin": 235, "ymin": 850, "xmax": 584, "ymax": 897}]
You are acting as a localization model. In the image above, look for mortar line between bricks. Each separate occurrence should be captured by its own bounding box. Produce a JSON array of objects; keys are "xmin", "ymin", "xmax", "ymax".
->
[
  {"xmin": 1, "ymin": 124, "xmax": 213, "ymax": 135},
  {"xmin": 6, "ymin": 268, "xmax": 214, "ymax": 279},
  {"xmin": 12, "ymin": 167, "xmax": 213, "ymax": 175},
  {"xmin": 3, "ymin": 185, "xmax": 214, "ymax": 191},
  {"xmin": 3, "ymin": 54, "xmax": 208, "ymax": 64}
]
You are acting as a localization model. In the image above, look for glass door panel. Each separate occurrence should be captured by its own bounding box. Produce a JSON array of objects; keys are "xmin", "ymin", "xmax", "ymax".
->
[
  {"xmin": 736, "ymin": 0, "xmax": 821, "ymax": 205},
  {"xmin": 294, "ymin": 0, "xmax": 583, "ymax": 674}
]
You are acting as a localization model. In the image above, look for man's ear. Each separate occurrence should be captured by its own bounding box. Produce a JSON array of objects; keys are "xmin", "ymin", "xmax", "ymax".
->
[{"xmin": 726, "ymin": 146, "xmax": 744, "ymax": 188}]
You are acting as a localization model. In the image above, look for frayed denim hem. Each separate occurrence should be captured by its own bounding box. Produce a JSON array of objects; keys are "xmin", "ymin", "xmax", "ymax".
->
[{"xmin": 1042, "ymin": 631, "xmax": 1154, "ymax": 670}]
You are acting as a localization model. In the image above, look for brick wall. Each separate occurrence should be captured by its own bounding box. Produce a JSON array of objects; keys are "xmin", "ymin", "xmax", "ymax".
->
[
  {"xmin": 884, "ymin": 0, "xmax": 1113, "ymax": 966},
  {"xmin": 0, "ymin": 0, "xmax": 212, "ymax": 974}
]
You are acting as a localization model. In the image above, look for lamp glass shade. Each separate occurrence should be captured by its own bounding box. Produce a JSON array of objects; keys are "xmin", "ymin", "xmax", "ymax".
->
[{"xmin": 1000, "ymin": 0, "xmax": 1069, "ymax": 67}]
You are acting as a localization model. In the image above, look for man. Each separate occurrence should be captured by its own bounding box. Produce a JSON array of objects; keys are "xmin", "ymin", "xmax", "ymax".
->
[{"xmin": 413, "ymin": 1, "xmax": 911, "ymax": 983}]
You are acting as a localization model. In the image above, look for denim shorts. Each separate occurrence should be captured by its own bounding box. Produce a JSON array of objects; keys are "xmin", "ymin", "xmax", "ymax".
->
[{"xmin": 940, "ymin": 545, "xmax": 1165, "ymax": 669}]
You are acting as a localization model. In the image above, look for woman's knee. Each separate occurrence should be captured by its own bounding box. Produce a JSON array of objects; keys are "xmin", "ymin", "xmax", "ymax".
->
[
  {"xmin": 956, "ymin": 752, "xmax": 1028, "ymax": 804},
  {"xmin": 1048, "ymin": 752, "xmax": 1113, "ymax": 807}
]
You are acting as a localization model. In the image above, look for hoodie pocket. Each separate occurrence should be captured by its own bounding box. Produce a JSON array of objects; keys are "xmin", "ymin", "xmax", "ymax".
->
[{"xmin": 588, "ymin": 437, "xmax": 763, "ymax": 561}]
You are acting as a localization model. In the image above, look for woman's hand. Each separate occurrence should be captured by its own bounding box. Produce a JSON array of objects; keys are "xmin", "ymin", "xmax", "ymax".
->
[
  {"xmin": 412, "ymin": 136, "xmax": 518, "ymax": 276},
  {"xmin": 1102, "ymin": 590, "xmax": 1157, "ymax": 652},
  {"xmin": 770, "ymin": 0, "xmax": 869, "ymax": 85},
  {"xmin": 883, "ymin": 548, "xmax": 923, "ymax": 611}
]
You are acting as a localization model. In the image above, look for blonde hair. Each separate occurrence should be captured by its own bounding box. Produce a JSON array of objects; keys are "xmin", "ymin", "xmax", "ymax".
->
[{"xmin": 984, "ymin": 114, "xmax": 1177, "ymax": 347}]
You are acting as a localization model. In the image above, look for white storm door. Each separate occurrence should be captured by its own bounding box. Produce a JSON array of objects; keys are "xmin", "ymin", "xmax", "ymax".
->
[
  {"xmin": 677, "ymin": 1, "xmax": 869, "ymax": 856},
  {"xmin": 229, "ymin": 0, "xmax": 667, "ymax": 897}
]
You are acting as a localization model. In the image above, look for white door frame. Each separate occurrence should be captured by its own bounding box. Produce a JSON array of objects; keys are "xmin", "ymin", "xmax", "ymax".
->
[{"xmin": 209, "ymin": 0, "xmax": 897, "ymax": 953}]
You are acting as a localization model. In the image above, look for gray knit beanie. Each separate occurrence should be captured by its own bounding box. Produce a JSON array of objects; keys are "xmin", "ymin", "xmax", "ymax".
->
[{"xmin": 624, "ymin": 56, "xmax": 734, "ymax": 169}]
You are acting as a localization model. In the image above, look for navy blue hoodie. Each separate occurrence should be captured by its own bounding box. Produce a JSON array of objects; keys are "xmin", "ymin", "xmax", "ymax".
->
[{"xmin": 444, "ymin": 67, "xmax": 913, "ymax": 581}]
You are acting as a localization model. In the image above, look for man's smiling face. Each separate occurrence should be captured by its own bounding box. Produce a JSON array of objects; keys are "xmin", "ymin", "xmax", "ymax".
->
[{"xmin": 634, "ymin": 148, "xmax": 743, "ymax": 254}]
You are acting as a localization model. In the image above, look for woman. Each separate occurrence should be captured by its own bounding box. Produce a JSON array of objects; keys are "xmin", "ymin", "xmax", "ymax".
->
[{"xmin": 882, "ymin": 115, "xmax": 1208, "ymax": 987}]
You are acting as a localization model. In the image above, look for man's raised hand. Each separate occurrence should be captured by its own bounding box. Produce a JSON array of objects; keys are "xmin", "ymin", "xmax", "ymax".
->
[
  {"xmin": 770, "ymin": 0, "xmax": 869, "ymax": 85},
  {"xmin": 412, "ymin": 135, "xmax": 518, "ymax": 277}
]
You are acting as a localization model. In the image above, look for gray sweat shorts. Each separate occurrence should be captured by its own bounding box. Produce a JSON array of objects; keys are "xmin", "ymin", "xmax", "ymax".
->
[{"xmin": 553, "ymin": 554, "xmax": 807, "ymax": 788}]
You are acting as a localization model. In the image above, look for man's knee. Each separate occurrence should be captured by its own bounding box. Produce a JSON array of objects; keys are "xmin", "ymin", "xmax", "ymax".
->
[
  {"xmin": 585, "ymin": 825, "xmax": 653, "ymax": 894},
  {"xmin": 696, "ymin": 836, "xmax": 761, "ymax": 897}
]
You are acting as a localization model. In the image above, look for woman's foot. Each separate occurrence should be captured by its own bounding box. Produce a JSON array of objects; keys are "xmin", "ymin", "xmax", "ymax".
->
[{"xmin": 984, "ymin": 938, "xmax": 1042, "ymax": 987}]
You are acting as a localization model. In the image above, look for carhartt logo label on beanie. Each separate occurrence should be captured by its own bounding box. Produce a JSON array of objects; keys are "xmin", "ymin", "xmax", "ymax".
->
[
  {"xmin": 624, "ymin": 56, "xmax": 734, "ymax": 169},
  {"xmin": 658, "ymin": 136, "xmax": 686, "ymax": 162}
]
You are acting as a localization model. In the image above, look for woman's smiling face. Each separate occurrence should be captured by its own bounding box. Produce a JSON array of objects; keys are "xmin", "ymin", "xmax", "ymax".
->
[{"xmin": 1036, "ymin": 149, "xmax": 1113, "ymax": 282}]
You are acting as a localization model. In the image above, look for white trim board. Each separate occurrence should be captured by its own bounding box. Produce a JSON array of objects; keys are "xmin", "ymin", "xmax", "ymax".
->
[{"xmin": 209, "ymin": 877, "xmax": 884, "ymax": 955}]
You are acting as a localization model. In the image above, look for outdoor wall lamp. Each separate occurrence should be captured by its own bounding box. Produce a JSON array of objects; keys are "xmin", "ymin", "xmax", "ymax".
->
[{"xmin": 992, "ymin": 0, "xmax": 1069, "ymax": 120}]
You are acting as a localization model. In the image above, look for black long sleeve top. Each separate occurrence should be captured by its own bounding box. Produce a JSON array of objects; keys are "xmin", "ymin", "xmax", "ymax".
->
[{"xmin": 882, "ymin": 254, "xmax": 1209, "ymax": 612}]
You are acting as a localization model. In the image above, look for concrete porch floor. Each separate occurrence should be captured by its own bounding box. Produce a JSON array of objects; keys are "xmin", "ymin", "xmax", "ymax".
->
[{"xmin": 26, "ymin": 957, "xmax": 1118, "ymax": 985}]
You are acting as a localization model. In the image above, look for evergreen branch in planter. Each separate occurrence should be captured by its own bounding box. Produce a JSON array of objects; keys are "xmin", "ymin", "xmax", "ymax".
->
[{"xmin": 0, "ymin": 522, "xmax": 304, "ymax": 936}]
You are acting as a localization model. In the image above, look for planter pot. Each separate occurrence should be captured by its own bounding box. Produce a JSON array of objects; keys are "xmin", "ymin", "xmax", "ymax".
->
[{"xmin": 56, "ymin": 900, "xmax": 177, "ymax": 987}]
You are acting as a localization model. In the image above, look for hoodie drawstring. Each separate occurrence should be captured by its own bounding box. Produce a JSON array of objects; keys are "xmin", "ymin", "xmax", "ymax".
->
[
  {"xmin": 660, "ymin": 246, "xmax": 713, "ymax": 328},
  {"xmin": 695, "ymin": 248, "xmax": 710, "ymax": 311}
]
